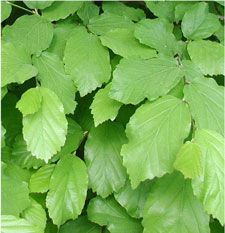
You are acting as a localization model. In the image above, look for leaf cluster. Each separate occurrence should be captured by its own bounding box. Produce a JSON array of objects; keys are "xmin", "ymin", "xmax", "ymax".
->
[{"xmin": 1, "ymin": 1, "xmax": 224, "ymax": 233}]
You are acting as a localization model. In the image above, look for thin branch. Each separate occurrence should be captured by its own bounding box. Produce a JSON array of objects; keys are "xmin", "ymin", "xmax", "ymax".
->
[{"xmin": 6, "ymin": 0, "xmax": 34, "ymax": 14}]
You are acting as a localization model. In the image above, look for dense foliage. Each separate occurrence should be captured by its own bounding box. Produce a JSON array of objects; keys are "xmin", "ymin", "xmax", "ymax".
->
[{"xmin": 1, "ymin": 1, "xmax": 224, "ymax": 232}]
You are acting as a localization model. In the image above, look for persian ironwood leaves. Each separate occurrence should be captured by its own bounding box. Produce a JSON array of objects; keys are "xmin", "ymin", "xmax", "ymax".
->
[
  {"xmin": 122, "ymin": 95, "xmax": 191, "ymax": 188},
  {"xmin": 46, "ymin": 154, "xmax": 88, "ymax": 227},
  {"xmin": 2, "ymin": 14, "xmax": 53, "ymax": 55},
  {"xmin": 1, "ymin": 42, "xmax": 38, "ymax": 87},
  {"xmin": 192, "ymin": 129, "xmax": 224, "ymax": 225},
  {"xmin": 110, "ymin": 56, "xmax": 182, "ymax": 105},
  {"xmin": 16, "ymin": 87, "xmax": 67, "ymax": 162},
  {"xmin": 64, "ymin": 27, "xmax": 111, "ymax": 97},
  {"xmin": 143, "ymin": 172, "xmax": 210, "ymax": 233},
  {"xmin": 85, "ymin": 122, "xmax": 127, "ymax": 198}
]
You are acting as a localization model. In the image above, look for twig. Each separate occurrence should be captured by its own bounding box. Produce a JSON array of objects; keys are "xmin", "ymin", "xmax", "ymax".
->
[{"xmin": 5, "ymin": 0, "xmax": 34, "ymax": 14}]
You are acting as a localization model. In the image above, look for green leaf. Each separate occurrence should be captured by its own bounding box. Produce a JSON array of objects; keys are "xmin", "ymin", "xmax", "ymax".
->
[
  {"xmin": 174, "ymin": 141, "xmax": 203, "ymax": 179},
  {"xmin": 1, "ymin": 215, "xmax": 41, "ymax": 233},
  {"xmin": 90, "ymin": 83, "xmax": 122, "ymax": 127},
  {"xmin": 3, "ymin": 15, "xmax": 54, "ymax": 55},
  {"xmin": 87, "ymin": 196, "xmax": 143, "ymax": 233},
  {"xmin": 23, "ymin": 1, "xmax": 53, "ymax": 9},
  {"xmin": 2, "ymin": 93, "xmax": 22, "ymax": 146},
  {"xmin": 100, "ymin": 28, "xmax": 157, "ymax": 59},
  {"xmin": 145, "ymin": 1, "xmax": 176, "ymax": 22},
  {"xmin": 32, "ymin": 52, "xmax": 76, "ymax": 114},
  {"xmin": 1, "ymin": 86, "xmax": 8, "ymax": 100},
  {"xmin": 52, "ymin": 118, "xmax": 83, "ymax": 161},
  {"xmin": 192, "ymin": 129, "xmax": 224, "ymax": 225},
  {"xmin": 121, "ymin": 95, "xmax": 191, "ymax": 188},
  {"xmin": 134, "ymin": 18, "xmax": 179, "ymax": 57},
  {"xmin": 22, "ymin": 198, "xmax": 46, "ymax": 231},
  {"xmin": 3, "ymin": 162, "xmax": 32, "ymax": 183},
  {"xmin": 182, "ymin": 60, "xmax": 205, "ymax": 83},
  {"xmin": 46, "ymin": 154, "xmax": 88, "ymax": 227},
  {"xmin": 1, "ymin": 165, "xmax": 30, "ymax": 216},
  {"xmin": 41, "ymin": 1, "xmax": 83, "ymax": 21},
  {"xmin": 143, "ymin": 172, "xmax": 210, "ymax": 233},
  {"xmin": 1, "ymin": 42, "xmax": 38, "ymax": 87},
  {"xmin": 17, "ymin": 87, "xmax": 68, "ymax": 162},
  {"xmin": 11, "ymin": 135, "xmax": 46, "ymax": 169},
  {"xmin": 16, "ymin": 88, "xmax": 42, "ymax": 116},
  {"xmin": 58, "ymin": 215, "xmax": 101, "ymax": 233},
  {"xmin": 214, "ymin": 25, "xmax": 224, "ymax": 45},
  {"xmin": 174, "ymin": 2, "xmax": 196, "ymax": 23},
  {"xmin": 184, "ymin": 78, "xmax": 224, "ymax": 136},
  {"xmin": 167, "ymin": 78, "xmax": 184, "ymax": 99},
  {"xmin": 47, "ymin": 18, "xmax": 78, "ymax": 60},
  {"xmin": 114, "ymin": 180, "xmax": 152, "ymax": 218},
  {"xmin": 1, "ymin": 1, "xmax": 12, "ymax": 22},
  {"xmin": 88, "ymin": 12, "xmax": 134, "ymax": 36},
  {"xmin": 77, "ymin": 2, "xmax": 99, "ymax": 25},
  {"xmin": 84, "ymin": 122, "xmax": 127, "ymax": 198},
  {"xmin": 109, "ymin": 56, "xmax": 182, "ymax": 105},
  {"xmin": 181, "ymin": 2, "xmax": 220, "ymax": 40},
  {"xmin": 64, "ymin": 27, "xmax": 111, "ymax": 97},
  {"xmin": 29, "ymin": 164, "xmax": 55, "ymax": 193},
  {"xmin": 187, "ymin": 40, "xmax": 224, "ymax": 76},
  {"xmin": 210, "ymin": 219, "xmax": 224, "ymax": 233},
  {"xmin": 102, "ymin": 1, "xmax": 145, "ymax": 21}
]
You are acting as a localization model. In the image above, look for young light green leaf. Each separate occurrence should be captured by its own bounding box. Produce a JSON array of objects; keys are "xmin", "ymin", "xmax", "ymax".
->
[
  {"xmin": 2, "ymin": 165, "xmax": 30, "ymax": 216},
  {"xmin": 3, "ymin": 15, "xmax": 54, "ymax": 55},
  {"xmin": 41, "ymin": 1, "xmax": 83, "ymax": 21},
  {"xmin": 174, "ymin": 141, "xmax": 203, "ymax": 179},
  {"xmin": 134, "ymin": 18, "xmax": 178, "ymax": 57},
  {"xmin": 84, "ymin": 122, "xmax": 127, "ymax": 198},
  {"xmin": 88, "ymin": 12, "xmax": 134, "ymax": 36},
  {"xmin": 1, "ymin": 1, "xmax": 12, "ymax": 22},
  {"xmin": 143, "ymin": 172, "xmax": 210, "ymax": 233},
  {"xmin": 29, "ymin": 164, "xmax": 55, "ymax": 193},
  {"xmin": 87, "ymin": 196, "xmax": 143, "ymax": 233},
  {"xmin": 90, "ymin": 84, "xmax": 122, "ymax": 127},
  {"xmin": 46, "ymin": 154, "xmax": 88, "ymax": 227},
  {"xmin": 109, "ymin": 56, "xmax": 182, "ymax": 105},
  {"xmin": 11, "ymin": 135, "xmax": 46, "ymax": 169},
  {"xmin": 102, "ymin": 1, "xmax": 145, "ymax": 21},
  {"xmin": 192, "ymin": 129, "xmax": 225, "ymax": 225},
  {"xmin": 1, "ymin": 42, "xmax": 38, "ymax": 87},
  {"xmin": 187, "ymin": 40, "xmax": 224, "ymax": 76},
  {"xmin": 16, "ymin": 88, "xmax": 42, "ymax": 116},
  {"xmin": 184, "ymin": 78, "xmax": 224, "ymax": 136},
  {"xmin": 33, "ymin": 52, "xmax": 76, "ymax": 114},
  {"xmin": 1, "ymin": 215, "xmax": 41, "ymax": 233},
  {"xmin": 181, "ymin": 2, "xmax": 220, "ymax": 40},
  {"xmin": 114, "ymin": 180, "xmax": 152, "ymax": 218},
  {"xmin": 100, "ymin": 28, "xmax": 157, "ymax": 59},
  {"xmin": 47, "ymin": 18, "xmax": 78, "ymax": 60},
  {"xmin": 22, "ymin": 198, "xmax": 46, "ymax": 231},
  {"xmin": 17, "ymin": 87, "xmax": 68, "ymax": 162},
  {"xmin": 145, "ymin": 1, "xmax": 176, "ymax": 22},
  {"xmin": 58, "ymin": 215, "xmax": 101, "ymax": 233},
  {"xmin": 23, "ymin": 1, "xmax": 53, "ymax": 9},
  {"xmin": 77, "ymin": 2, "xmax": 99, "ymax": 25},
  {"xmin": 122, "ymin": 95, "xmax": 191, "ymax": 188},
  {"xmin": 64, "ymin": 27, "xmax": 111, "ymax": 97}
]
